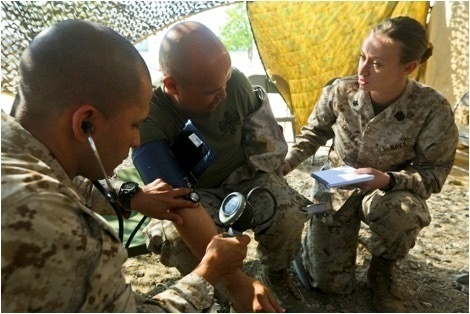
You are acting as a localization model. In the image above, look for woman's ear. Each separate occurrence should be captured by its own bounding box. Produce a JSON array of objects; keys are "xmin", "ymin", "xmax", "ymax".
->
[
  {"xmin": 162, "ymin": 76, "xmax": 179, "ymax": 95},
  {"xmin": 403, "ymin": 60, "xmax": 419, "ymax": 75}
]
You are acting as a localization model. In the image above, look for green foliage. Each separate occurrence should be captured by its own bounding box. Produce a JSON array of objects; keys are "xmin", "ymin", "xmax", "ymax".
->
[{"xmin": 219, "ymin": 2, "xmax": 253, "ymax": 53}]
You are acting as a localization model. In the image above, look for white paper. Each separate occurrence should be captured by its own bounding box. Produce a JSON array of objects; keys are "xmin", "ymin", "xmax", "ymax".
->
[{"xmin": 311, "ymin": 165, "xmax": 374, "ymax": 188}]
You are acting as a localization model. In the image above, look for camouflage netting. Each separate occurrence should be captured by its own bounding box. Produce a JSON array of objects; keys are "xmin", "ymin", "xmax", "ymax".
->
[{"xmin": 1, "ymin": 0, "xmax": 230, "ymax": 95}]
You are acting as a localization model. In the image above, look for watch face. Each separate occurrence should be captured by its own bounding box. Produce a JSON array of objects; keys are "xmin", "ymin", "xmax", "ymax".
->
[
  {"xmin": 118, "ymin": 181, "xmax": 139, "ymax": 217},
  {"xmin": 123, "ymin": 181, "xmax": 138, "ymax": 191},
  {"xmin": 188, "ymin": 192, "xmax": 200, "ymax": 203}
]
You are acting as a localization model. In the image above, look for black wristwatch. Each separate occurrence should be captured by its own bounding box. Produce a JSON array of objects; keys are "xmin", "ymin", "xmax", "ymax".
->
[
  {"xmin": 118, "ymin": 181, "xmax": 139, "ymax": 219},
  {"xmin": 381, "ymin": 172, "xmax": 396, "ymax": 191}
]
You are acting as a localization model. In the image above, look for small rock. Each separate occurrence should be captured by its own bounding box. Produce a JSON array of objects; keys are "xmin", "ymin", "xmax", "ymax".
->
[
  {"xmin": 452, "ymin": 271, "xmax": 469, "ymax": 294},
  {"xmin": 325, "ymin": 304, "xmax": 336, "ymax": 311},
  {"xmin": 421, "ymin": 301, "xmax": 433, "ymax": 308},
  {"xmin": 409, "ymin": 260, "xmax": 420, "ymax": 270}
]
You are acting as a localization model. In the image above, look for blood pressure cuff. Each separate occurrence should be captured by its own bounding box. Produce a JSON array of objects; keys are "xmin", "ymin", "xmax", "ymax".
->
[{"xmin": 132, "ymin": 120, "xmax": 217, "ymax": 187}]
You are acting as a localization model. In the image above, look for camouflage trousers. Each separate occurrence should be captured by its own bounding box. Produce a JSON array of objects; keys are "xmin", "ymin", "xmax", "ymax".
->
[
  {"xmin": 302, "ymin": 187, "xmax": 431, "ymax": 294},
  {"xmin": 144, "ymin": 172, "xmax": 310, "ymax": 275}
]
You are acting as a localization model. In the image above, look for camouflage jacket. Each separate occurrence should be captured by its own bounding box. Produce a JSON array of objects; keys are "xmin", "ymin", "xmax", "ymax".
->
[
  {"xmin": 222, "ymin": 85, "xmax": 288, "ymax": 185},
  {"xmin": 1, "ymin": 112, "xmax": 214, "ymax": 312},
  {"xmin": 286, "ymin": 76, "xmax": 459, "ymax": 200}
]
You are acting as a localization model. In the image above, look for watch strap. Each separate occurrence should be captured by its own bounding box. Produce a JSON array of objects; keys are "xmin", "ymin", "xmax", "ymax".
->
[
  {"xmin": 118, "ymin": 181, "xmax": 139, "ymax": 219},
  {"xmin": 381, "ymin": 172, "xmax": 396, "ymax": 192}
]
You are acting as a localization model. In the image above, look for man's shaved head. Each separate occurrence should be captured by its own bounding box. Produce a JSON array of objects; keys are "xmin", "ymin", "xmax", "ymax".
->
[
  {"xmin": 159, "ymin": 21, "xmax": 229, "ymax": 85},
  {"xmin": 17, "ymin": 19, "xmax": 151, "ymax": 121}
]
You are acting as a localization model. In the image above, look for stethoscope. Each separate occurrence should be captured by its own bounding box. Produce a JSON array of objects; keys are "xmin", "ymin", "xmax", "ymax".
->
[{"xmin": 84, "ymin": 121, "xmax": 146, "ymax": 248}]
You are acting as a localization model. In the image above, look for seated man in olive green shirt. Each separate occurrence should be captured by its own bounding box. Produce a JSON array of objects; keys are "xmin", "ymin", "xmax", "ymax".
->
[{"xmin": 137, "ymin": 20, "xmax": 310, "ymax": 310}]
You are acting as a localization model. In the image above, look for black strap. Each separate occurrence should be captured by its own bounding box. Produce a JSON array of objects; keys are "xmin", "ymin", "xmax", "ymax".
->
[
  {"xmin": 92, "ymin": 180, "xmax": 150, "ymax": 250},
  {"xmin": 92, "ymin": 180, "xmax": 124, "ymax": 243}
]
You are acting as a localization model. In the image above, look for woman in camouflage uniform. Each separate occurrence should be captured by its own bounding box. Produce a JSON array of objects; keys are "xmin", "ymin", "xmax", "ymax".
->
[{"xmin": 283, "ymin": 16, "xmax": 459, "ymax": 312}]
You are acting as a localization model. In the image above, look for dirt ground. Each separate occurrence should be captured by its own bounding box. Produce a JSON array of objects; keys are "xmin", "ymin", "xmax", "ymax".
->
[{"xmin": 123, "ymin": 145, "xmax": 469, "ymax": 313}]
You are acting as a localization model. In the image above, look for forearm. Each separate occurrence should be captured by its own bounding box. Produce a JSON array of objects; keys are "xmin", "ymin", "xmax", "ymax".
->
[
  {"xmin": 392, "ymin": 115, "xmax": 459, "ymax": 199},
  {"xmin": 388, "ymin": 162, "xmax": 455, "ymax": 200},
  {"xmin": 173, "ymin": 205, "xmax": 219, "ymax": 260},
  {"xmin": 217, "ymin": 269, "xmax": 248, "ymax": 290},
  {"xmin": 285, "ymin": 139, "xmax": 321, "ymax": 169},
  {"xmin": 173, "ymin": 206, "xmax": 249, "ymax": 288},
  {"xmin": 286, "ymin": 119, "xmax": 332, "ymax": 168}
]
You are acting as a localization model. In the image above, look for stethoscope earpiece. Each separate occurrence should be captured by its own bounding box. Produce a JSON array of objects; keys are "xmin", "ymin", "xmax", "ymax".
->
[{"xmin": 81, "ymin": 121, "xmax": 93, "ymax": 134}]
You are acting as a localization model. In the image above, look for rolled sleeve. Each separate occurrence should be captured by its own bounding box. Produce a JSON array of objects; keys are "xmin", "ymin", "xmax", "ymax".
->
[{"xmin": 139, "ymin": 273, "xmax": 214, "ymax": 313}]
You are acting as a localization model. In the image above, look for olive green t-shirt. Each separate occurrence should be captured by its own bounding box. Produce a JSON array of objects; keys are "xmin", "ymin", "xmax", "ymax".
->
[{"xmin": 139, "ymin": 68, "xmax": 259, "ymax": 188}]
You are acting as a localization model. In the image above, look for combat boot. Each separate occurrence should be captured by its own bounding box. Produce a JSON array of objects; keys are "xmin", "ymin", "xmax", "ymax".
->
[
  {"xmin": 367, "ymin": 255, "xmax": 406, "ymax": 313},
  {"xmin": 259, "ymin": 265, "xmax": 304, "ymax": 309}
]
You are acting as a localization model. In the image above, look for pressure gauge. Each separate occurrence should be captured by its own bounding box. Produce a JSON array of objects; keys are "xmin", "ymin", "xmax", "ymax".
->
[
  {"xmin": 219, "ymin": 192, "xmax": 246, "ymax": 226},
  {"xmin": 218, "ymin": 187, "xmax": 277, "ymax": 235}
]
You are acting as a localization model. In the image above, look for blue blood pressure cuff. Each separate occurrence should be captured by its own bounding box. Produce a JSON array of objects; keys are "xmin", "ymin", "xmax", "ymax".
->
[{"xmin": 132, "ymin": 120, "xmax": 217, "ymax": 187}]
